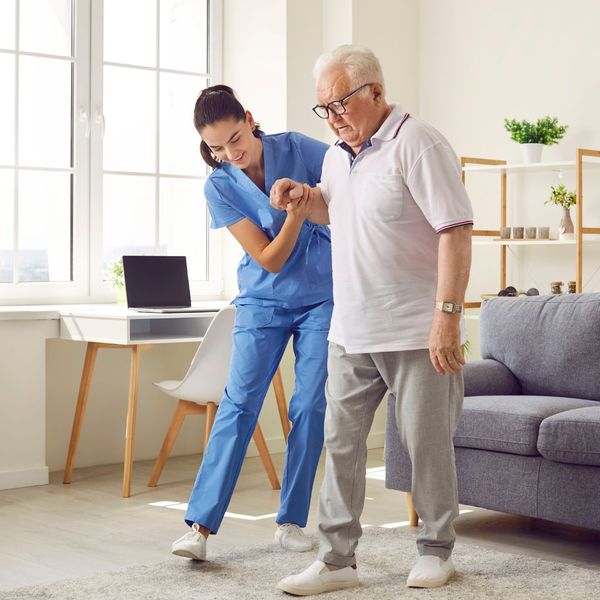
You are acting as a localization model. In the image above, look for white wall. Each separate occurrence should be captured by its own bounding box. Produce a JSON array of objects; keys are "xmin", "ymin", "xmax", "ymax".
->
[{"xmin": 420, "ymin": 0, "xmax": 600, "ymax": 301}]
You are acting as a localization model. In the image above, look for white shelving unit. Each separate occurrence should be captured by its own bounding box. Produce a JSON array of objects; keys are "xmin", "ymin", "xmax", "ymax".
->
[{"xmin": 461, "ymin": 148, "xmax": 600, "ymax": 308}]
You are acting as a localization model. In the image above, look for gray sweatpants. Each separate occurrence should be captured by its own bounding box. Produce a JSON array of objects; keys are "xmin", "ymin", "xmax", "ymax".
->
[{"xmin": 317, "ymin": 342, "xmax": 463, "ymax": 566}]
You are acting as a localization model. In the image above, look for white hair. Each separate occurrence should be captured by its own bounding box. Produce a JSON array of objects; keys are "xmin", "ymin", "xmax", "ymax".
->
[{"xmin": 313, "ymin": 45, "xmax": 386, "ymax": 94}]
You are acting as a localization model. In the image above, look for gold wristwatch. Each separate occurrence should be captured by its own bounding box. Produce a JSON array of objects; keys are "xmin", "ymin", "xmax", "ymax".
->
[{"xmin": 435, "ymin": 301, "xmax": 463, "ymax": 314}]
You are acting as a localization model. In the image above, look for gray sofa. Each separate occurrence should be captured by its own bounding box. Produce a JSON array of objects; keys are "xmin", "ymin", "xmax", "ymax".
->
[{"xmin": 385, "ymin": 292, "xmax": 600, "ymax": 531}]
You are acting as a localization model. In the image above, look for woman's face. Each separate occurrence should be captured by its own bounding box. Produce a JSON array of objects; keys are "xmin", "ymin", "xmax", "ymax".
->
[{"xmin": 201, "ymin": 112, "xmax": 259, "ymax": 169}]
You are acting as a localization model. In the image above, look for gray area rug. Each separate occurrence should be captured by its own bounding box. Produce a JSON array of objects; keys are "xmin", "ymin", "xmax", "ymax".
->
[{"xmin": 4, "ymin": 527, "xmax": 599, "ymax": 599}]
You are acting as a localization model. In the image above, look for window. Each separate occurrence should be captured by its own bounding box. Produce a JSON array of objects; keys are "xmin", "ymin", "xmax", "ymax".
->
[{"xmin": 0, "ymin": 0, "xmax": 222, "ymax": 302}]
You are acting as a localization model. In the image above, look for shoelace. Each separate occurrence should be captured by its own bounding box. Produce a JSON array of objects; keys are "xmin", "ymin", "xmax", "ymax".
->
[{"xmin": 280, "ymin": 524, "xmax": 304, "ymax": 536}]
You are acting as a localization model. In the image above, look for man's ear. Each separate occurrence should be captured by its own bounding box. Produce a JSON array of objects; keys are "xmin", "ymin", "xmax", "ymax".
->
[{"xmin": 372, "ymin": 83, "xmax": 384, "ymax": 103}]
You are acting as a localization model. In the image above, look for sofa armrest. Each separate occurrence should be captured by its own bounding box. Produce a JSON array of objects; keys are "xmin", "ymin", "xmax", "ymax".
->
[{"xmin": 464, "ymin": 359, "xmax": 522, "ymax": 396}]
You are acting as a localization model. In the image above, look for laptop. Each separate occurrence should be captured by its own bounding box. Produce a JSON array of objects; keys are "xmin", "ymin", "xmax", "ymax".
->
[{"xmin": 122, "ymin": 255, "xmax": 216, "ymax": 313}]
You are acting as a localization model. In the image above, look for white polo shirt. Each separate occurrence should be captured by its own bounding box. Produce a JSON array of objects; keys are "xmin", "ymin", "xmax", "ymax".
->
[{"xmin": 318, "ymin": 104, "xmax": 473, "ymax": 353}]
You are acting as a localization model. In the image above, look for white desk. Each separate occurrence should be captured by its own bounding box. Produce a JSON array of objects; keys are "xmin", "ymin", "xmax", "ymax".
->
[{"xmin": 59, "ymin": 303, "xmax": 227, "ymax": 498}]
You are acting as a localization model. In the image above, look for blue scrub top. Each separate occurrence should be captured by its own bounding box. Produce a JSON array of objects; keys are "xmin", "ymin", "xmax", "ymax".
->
[{"xmin": 205, "ymin": 131, "xmax": 332, "ymax": 309}]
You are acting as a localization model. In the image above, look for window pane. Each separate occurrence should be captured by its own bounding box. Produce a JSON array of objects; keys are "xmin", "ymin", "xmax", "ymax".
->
[
  {"xmin": 159, "ymin": 177, "xmax": 207, "ymax": 280},
  {"xmin": 0, "ymin": 169, "xmax": 14, "ymax": 282},
  {"xmin": 160, "ymin": 73, "xmax": 206, "ymax": 176},
  {"xmin": 19, "ymin": 0, "xmax": 71, "ymax": 57},
  {"xmin": 19, "ymin": 56, "xmax": 72, "ymax": 168},
  {"xmin": 103, "ymin": 66, "xmax": 156, "ymax": 173},
  {"xmin": 0, "ymin": 53, "xmax": 14, "ymax": 164},
  {"xmin": 103, "ymin": 175, "xmax": 155, "ymax": 269},
  {"xmin": 18, "ymin": 171, "xmax": 72, "ymax": 282},
  {"xmin": 104, "ymin": 0, "xmax": 156, "ymax": 67},
  {"xmin": 160, "ymin": 0, "xmax": 208, "ymax": 73},
  {"xmin": 0, "ymin": 0, "xmax": 15, "ymax": 50}
]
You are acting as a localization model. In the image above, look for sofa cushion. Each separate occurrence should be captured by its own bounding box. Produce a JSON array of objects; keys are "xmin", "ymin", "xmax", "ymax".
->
[
  {"xmin": 456, "ymin": 396, "xmax": 598, "ymax": 456},
  {"xmin": 538, "ymin": 407, "xmax": 600, "ymax": 466},
  {"xmin": 480, "ymin": 293, "xmax": 600, "ymax": 401}
]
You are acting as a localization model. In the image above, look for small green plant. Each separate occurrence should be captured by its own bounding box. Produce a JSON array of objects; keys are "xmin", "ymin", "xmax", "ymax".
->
[
  {"xmin": 546, "ymin": 184, "xmax": 576, "ymax": 210},
  {"xmin": 503, "ymin": 116, "xmax": 568, "ymax": 145},
  {"xmin": 461, "ymin": 339, "xmax": 471, "ymax": 357},
  {"xmin": 106, "ymin": 258, "xmax": 124, "ymax": 290}
]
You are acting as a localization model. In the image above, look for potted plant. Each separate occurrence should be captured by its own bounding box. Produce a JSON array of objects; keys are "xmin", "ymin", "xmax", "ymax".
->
[
  {"xmin": 545, "ymin": 184, "xmax": 576, "ymax": 240},
  {"xmin": 503, "ymin": 116, "xmax": 568, "ymax": 163},
  {"xmin": 106, "ymin": 258, "xmax": 126, "ymax": 304}
]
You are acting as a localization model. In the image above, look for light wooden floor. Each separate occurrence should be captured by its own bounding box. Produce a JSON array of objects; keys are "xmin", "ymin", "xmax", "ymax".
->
[{"xmin": 1, "ymin": 449, "xmax": 599, "ymax": 592}]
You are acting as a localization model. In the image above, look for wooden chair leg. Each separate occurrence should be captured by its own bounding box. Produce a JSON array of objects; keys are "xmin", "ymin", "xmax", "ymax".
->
[
  {"xmin": 148, "ymin": 400, "xmax": 192, "ymax": 487},
  {"xmin": 122, "ymin": 345, "xmax": 141, "ymax": 498},
  {"xmin": 63, "ymin": 342, "xmax": 99, "ymax": 484},
  {"xmin": 252, "ymin": 423, "xmax": 281, "ymax": 490},
  {"xmin": 406, "ymin": 491, "xmax": 419, "ymax": 526},
  {"xmin": 204, "ymin": 401, "xmax": 217, "ymax": 450},
  {"xmin": 272, "ymin": 367, "xmax": 290, "ymax": 442}
]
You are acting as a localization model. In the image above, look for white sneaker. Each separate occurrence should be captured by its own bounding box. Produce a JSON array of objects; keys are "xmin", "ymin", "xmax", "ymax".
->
[
  {"xmin": 406, "ymin": 555, "xmax": 455, "ymax": 588},
  {"xmin": 277, "ymin": 560, "xmax": 359, "ymax": 596},
  {"xmin": 274, "ymin": 523, "xmax": 314, "ymax": 552},
  {"xmin": 171, "ymin": 523, "xmax": 207, "ymax": 560}
]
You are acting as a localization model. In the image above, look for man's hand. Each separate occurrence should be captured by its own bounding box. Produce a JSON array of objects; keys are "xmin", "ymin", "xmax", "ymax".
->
[
  {"xmin": 270, "ymin": 178, "xmax": 304, "ymax": 210},
  {"xmin": 285, "ymin": 184, "xmax": 313, "ymax": 220},
  {"xmin": 428, "ymin": 312, "xmax": 465, "ymax": 375}
]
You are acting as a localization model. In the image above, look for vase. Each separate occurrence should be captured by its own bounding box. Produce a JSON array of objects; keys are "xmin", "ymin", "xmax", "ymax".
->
[
  {"xmin": 559, "ymin": 207, "xmax": 575, "ymax": 240},
  {"xmin": 520, "ymin": 143, "xmax": 544, "ymax": 164}
]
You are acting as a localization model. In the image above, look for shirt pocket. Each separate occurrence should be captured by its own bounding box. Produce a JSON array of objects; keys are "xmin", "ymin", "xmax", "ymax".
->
[{"xmin": 358, "ymin": 174, "xmax": 404, "ymax": 222}]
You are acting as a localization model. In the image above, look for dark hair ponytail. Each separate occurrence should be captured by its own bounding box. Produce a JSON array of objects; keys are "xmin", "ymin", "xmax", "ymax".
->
[{"xmin": 194, "ymin": 84, "xmax": 262, "ymax": 169}]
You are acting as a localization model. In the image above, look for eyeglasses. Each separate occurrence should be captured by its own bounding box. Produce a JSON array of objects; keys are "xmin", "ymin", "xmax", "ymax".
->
[{"xmin": 312, "ymin": 83, "xmax": 373, "ymax": 119}]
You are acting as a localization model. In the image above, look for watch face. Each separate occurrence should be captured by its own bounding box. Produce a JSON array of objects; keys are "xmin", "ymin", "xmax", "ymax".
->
[{"xmin": 442, "ymin": 302, "xmax": 453, "ymax": 312}]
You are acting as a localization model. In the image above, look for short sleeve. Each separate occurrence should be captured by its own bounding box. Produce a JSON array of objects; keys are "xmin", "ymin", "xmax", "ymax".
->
[
  {"xmin": 317, "ymin": 147, "xmax": 335, "ymax": 206},
  {"xmin": 406, "ymin": 142, "xmax": 473, "ymax": 232},
  {"xmin": 204, "ymin": 177, "xmax": 245, "ymax": 229},
  {"xmin": 291, "ymin": 133, "xmax": 329, "ymax": 185}
]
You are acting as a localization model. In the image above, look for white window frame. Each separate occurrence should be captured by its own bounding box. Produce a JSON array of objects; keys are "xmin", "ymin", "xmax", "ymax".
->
[{"xmin": 1, "ymin": 0, "xmax": 224, "ymax": 304}]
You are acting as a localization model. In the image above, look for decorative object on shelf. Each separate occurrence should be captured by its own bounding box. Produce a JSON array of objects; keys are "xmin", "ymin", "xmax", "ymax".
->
[
  {"xmin": 525, "ymin": 227, "xmax": 537, "ymax": 239},
  {"xmin": 567, "ymin": 281, "xmax": 577, "ymax": 294},
  {"xmin": 546, "ymin": 184, "xmax": 576, "ymax": 240},
  {"xmin": 503, "ymin": 116, "xmax": 568, "ymax": 164},
  {"xmin": 537, "ymin": 226, "xmax": 550, "ymax": 239},
  {"xmin": 492, "ymin": 286, "xmax": 539, "ymax": 298},
  {"xmin": 498, "ymin": 285, "xmax": 518, "ymax": 297},
  {"xmin": 106, "ymin": 258, "xmax": 126, "ymax": 304},
  {"xmin": 512, "ymin": 226, "xmax": 524, "ymax": 239},
  {"xmin": 500, "ymin": 226, "xmax": 511, "ymax": 239},
  {"xmin": 550, "ymin": 281, "xmax": 564, "ymax": 295}
]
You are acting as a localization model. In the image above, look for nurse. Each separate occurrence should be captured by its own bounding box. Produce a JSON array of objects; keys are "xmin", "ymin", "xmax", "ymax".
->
[{"xmin": 171, "ymin": 85, "xmax": 332, "ymax": 560}]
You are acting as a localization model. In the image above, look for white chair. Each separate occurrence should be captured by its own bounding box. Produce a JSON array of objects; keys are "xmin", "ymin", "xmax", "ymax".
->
[{"xmin": 147, "ymin": 305, "xmax": 289, "ymax": 490}]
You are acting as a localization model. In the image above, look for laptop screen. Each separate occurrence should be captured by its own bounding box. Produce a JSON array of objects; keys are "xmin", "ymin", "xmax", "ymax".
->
[{"xmin": 123, "ymin": 255, "xmax": 191, "ymax": 308}]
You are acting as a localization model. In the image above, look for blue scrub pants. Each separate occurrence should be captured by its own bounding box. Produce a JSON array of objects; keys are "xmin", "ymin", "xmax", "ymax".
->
[{"xmin": 184, "ymin": 299, "xmax": 332, "ymax": 533}]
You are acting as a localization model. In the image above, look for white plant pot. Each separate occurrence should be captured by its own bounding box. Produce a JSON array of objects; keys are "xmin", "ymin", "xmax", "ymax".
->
[{"xmin": 520, "ymin": 143, "xmax": 544, "ymax": 164}]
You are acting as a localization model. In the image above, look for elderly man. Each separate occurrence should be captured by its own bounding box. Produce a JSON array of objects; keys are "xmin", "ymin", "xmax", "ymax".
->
[{"xmin": 271, "ymin": 45, "xmax": 472, "ymax": 595}]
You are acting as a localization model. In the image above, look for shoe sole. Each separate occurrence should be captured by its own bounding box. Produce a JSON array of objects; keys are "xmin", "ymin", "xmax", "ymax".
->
[
  {"xmin": 277, "ymin": 580, "xmax": 359, "ymax": 596},
  {"xmin": 171, "ymin": 548, "xmax": 206, "ymax": 561},
  {"xmin": 406, "ymin": 569, "xmax": 455, "ymax": 588}
]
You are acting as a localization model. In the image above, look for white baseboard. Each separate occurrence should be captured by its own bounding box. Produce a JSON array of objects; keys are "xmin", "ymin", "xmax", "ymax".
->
[
  {"xmin": 0, "ymin": 466, "xmax": 49, "ymax": 491},
  {"xmin": 245, "ymin": 430, "xmax": 385, "ymax": 458}
]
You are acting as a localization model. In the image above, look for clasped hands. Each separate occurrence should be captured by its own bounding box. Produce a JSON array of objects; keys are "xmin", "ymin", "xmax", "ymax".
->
[{"xmin": 270, "ymin": 178, "xmax": 313, "ymax": 218}]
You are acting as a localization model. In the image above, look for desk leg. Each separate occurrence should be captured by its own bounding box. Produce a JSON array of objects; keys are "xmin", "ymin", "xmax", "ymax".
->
[
  {"xmin": 272, "ymin": 367, "xmax": 290, "ymax": 443},
  {"xmin": 406, "ymin": 492, "xmax": 419, "ymax": 526},
  {"xmin": 63, "ymin": 342, "xmax": 99, "ymax": 484},
  {"xmin": 122, "ymin": 345, "xmax": 141, "ymax": 498}
]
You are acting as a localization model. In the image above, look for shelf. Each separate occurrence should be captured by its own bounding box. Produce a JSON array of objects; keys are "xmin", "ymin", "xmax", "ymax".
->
[
  {"xmin": 462, "ymin": 159, "xmax": 600, "ymax": 174},
  {"xmin": 473, "ymin": 239, "xmax": 574, "ymax": 246}
]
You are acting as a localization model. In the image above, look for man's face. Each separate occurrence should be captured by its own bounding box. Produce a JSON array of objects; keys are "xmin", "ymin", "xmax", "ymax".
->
[{"xmin": 316, "ymin": 68, "xmax": 382, "ymax": 150}]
